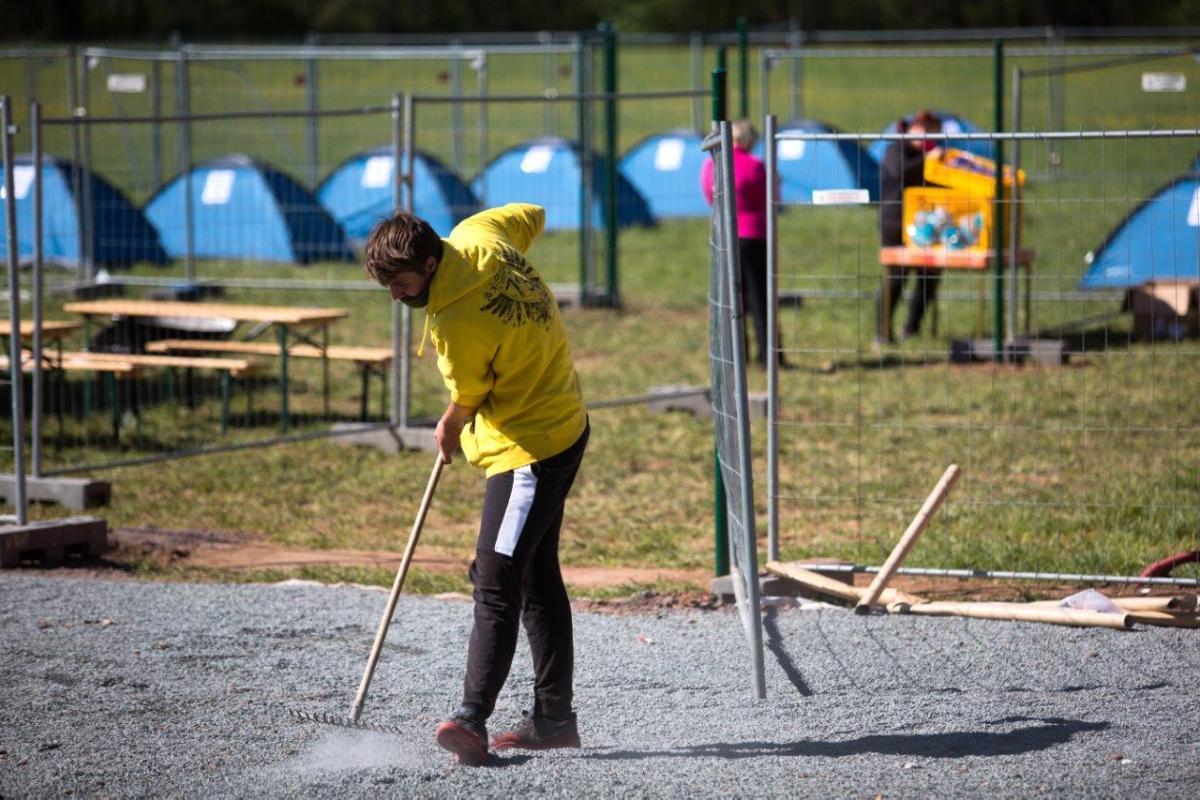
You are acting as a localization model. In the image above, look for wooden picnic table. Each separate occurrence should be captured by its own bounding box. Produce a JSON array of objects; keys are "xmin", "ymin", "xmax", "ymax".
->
[
  {"xmin": 878, "ymin": 246, "xmax": 1036, "ymax": 341},
  {"xmin": 1, "ymin": 319, "xmax": 83, "ymax": 340},
  {"xmin": 63, "ymin": 299, "xmax": 349, "ymax": 433}
]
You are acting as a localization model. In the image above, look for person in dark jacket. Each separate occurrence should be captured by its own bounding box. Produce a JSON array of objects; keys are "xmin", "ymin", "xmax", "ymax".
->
[{"xmin": 876, "ymin": 110, "xmax": 943, "ymax": 344}]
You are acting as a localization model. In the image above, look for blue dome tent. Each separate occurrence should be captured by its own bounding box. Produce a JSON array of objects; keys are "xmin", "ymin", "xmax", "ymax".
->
[
  {"xmin": 754, "ymin": 120, "xmax": 880, "ymax": 203},
  {"xmin": 1080, "ymin": 175, "xmax": 1200, "ymax": 289},
  {"xmin": 0, "ymin": 153, "xmax": 166, "ymax": 269},
  {"xmin": 317, "ymin": 147, "xmax": 480, "ymax": 241},
  {"xmin": 867, "ymin": 111, "xmax": 996, "ymax": 164},
  {"xmin": 471, "ymin": 137, "xmax": 655, "ymax": 231},
  {"xmin": 618, "ymin": 129, "xmax": 709, "ymax": 219},
  {"xmin": 144, "ymin": 155, "xmax": 354, "ymax": 264}
]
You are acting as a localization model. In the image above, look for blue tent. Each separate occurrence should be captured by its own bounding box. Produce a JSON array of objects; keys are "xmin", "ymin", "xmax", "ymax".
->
[
  {"xmin": 754, "ymin": 120, "xmax": 880, "ymax": 203},
  {"xmin": 619, "ymin": 129, "xmax": 709, "ymax": 219},
  {"xmin": 867, "ymin": 111, "xmax": 996, "ymax": 164},
  {"xmin": 0, "ymin": 153, "xmax": 166, "ymax": 268},
  {"xmin": 145, "ymin": 155, "xmax": 354, "ymax": 264},
  {"xmin": 1081, "ymin": 176, "xmax": 1200, "ymax": 289},
  {"xmin": 471, "ymin": 137, "xmax": 655, "ymax": 231},
  {"xmin": 317, "ymin": 147, "xmax": 480, "ymax": 241}
]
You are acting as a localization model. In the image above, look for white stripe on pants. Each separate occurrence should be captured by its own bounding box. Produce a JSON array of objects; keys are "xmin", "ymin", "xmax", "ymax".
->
[{"xmin": 494, "ymin": 465, "xmax": 537, "ymax": 557}]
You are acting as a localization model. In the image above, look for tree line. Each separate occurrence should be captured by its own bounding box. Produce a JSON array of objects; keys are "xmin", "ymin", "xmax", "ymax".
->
[{"xmin": 5, "ymin": 0, "xmax": 1198, "ymax": 42}]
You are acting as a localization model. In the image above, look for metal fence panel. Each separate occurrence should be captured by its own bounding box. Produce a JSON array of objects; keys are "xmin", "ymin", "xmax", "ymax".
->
[
  {"xmin": 766, "ymin": 125, "xmax": 1200, "ymax": 586},
  {"xmin": 704, "ymin": 122, "xmax": 766, "ymax": 699}
]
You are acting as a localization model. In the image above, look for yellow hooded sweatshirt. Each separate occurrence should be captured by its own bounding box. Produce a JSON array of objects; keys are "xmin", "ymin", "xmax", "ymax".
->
[{"xmin": 425, "ymin": 203, "xmax": 586, "ymax": 477}]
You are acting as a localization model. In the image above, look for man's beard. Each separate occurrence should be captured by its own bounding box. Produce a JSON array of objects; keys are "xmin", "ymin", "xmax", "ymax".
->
[{"xmin": 400, "ymin": 284, "xmax": 430, "ymax": 308}]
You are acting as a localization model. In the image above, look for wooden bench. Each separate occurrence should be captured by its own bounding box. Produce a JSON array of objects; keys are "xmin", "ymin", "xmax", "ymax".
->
[
  {"xmin": 146, "ymin": 339, "xmax": 393, "ymax": 421},
  {"xmin": 67, "ymin": 352, "xmax": 261, "ymax": 433},
  {"xmin": 4, "ymin": 351, "xmax": 260, "ymax": 438}
]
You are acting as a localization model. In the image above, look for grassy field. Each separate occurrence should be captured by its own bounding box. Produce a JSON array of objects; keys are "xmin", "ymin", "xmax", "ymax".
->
[{"xmin": 2, "ymin": 40, "xmax": 1198, "ymax": 590}]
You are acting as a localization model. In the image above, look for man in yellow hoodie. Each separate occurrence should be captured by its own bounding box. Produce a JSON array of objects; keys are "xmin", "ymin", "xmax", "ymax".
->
[{"xmin": 365, "ymin": 204, "xmax": 589, "ymax": 766}]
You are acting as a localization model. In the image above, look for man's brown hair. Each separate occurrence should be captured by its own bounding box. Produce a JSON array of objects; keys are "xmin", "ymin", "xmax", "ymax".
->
[
  {"xmin": 910, "ymin": 109, "xmax": 943, "ymax": 133},
  {"xmin": 364, "ymin": 211, "xmax": 443, "ymax": 285}
]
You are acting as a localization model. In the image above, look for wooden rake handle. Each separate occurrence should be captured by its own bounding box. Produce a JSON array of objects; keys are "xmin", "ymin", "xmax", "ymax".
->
[
  {"xmin": 855, "ymin": 464, "xmax": 961, "ymax": 615},
  {"xmin": 349, "ymin": 454, "xmax": 445, "ymax": 722}
]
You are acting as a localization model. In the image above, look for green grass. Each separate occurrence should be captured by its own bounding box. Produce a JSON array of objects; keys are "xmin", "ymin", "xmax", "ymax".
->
[{"xmin": 2, "ymin": 41, "xmax": 1199, "ymax": 587}]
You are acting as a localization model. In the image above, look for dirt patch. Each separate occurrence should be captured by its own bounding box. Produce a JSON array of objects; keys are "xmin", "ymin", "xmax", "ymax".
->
[{"xmin": 107, "ymin": 526, "xmax": 710, "ymax": 593}]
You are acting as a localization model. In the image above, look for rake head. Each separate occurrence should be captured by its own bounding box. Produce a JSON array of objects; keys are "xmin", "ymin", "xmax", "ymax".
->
[{"xmin": 289, "ymin": 708, "xmax": 407, "ymax": 737}]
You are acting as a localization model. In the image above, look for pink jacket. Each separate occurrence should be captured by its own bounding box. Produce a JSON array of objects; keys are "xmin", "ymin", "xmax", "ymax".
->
[{"xmin": 700, "ymin": 146, "xmax": 768, "ymax": 241}]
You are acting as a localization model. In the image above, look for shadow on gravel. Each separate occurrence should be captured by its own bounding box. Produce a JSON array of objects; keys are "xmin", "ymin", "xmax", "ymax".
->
[
  {"xmin": 762, "ymin": 609, "xmax": 813, "ymax": 697},
  {"xmin": 583, "ymin": 717, "xmax": 1109, "ymax": 762}
]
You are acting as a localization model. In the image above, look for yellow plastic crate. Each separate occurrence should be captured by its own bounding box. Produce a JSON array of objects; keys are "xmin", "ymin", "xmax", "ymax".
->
[
  {"xmin": 902, "ymin": 186, "xmax": 1019, "ymax": 252},
  {"xmin": 923, "ymin": 148, "xmax": 1026, "ymax": 198}
]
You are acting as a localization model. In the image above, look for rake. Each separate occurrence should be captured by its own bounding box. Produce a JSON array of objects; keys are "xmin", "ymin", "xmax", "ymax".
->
[{"xmin": 290, "ymin": 454, "xmax": 445, "ymax": 736}]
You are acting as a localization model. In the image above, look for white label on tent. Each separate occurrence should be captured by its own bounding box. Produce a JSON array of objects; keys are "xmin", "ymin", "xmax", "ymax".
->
[
  {"xmin": 778, "ymin": 139, "xmax": 806, "ymax": 161},
  {"xmin": 941, "ymin": 119, "xmax": 963, "ymax": 135},
  {"xmin": 361, "ymin": 155, "xmax": 394, "ymax": 188},
  {"xmin": 520, "ymin": 145, "xmax": 555, "ymax": 174},
  {"xmin": 1141, "ymin": 72, "xmax": 1186, "ymax": 92},
  {"xmin": 0, "ymin": 166, "xmax": 35, "ymax": 201},
  {"xmin": 1187, "ymin": 187, "xmax": 1200, "ymax": 227},
  {"xmin": 653, "ymin": 138, "xmax": 686, "ymax": 171},
  {"xmin": 201, "ymin": 170, "xmax": 235, "ymax": 205},
  {"xmin": 812, "ymin": 189, "xmax": 869, "ymax": 206},
  {"xmin": 106, "ymin": 73, "xmax": 147, "ymax": 93}
]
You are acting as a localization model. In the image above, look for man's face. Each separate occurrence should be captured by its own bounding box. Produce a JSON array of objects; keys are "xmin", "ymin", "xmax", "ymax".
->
[
  {"xmin": 907, "ymin": 122, "xmax": 928, "ymax": 150},
  {"xmin": 385, "ymin": 256, "xmax": 438, "ymax": 304}
]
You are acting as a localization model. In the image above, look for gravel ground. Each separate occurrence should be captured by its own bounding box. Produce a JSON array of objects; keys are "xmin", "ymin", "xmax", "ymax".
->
[{"xmin": 1, "ymin": 574, "xmax": 1198, "ymax": 799}]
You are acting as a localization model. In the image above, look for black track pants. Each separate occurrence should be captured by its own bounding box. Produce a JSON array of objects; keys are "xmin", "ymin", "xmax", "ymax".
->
[{"xmin": 460, "ymin": 423, "xmax": 589, "ymax": 721}]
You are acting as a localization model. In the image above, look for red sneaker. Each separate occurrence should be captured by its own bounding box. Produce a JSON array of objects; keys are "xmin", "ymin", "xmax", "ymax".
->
[
  {"xmin": 435, "ymin": 712, "xmax": 490, "ymax": 766},
  {"xmin": 490, "ymin": 710, "xmax": 581, "ymax": 751}
]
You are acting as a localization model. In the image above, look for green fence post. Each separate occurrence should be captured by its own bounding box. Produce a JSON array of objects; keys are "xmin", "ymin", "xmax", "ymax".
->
[
  {"xmin": 575, "ymin": 31, "xmax": 590, "ymax": 302},
  {"xmin": 737, "ymin": 17, "xmax": 749, "ymax": 118},
  {"xmin": 600, "ymin": 20, "xmax": 619, "ymax": 308},
  {"xmin": 712, "ymin": 64, "xmax": 730, "ymax": 578},
  {"xmin": 992, "ymin": 39, "xmax": 1005, "ymax": 363}
]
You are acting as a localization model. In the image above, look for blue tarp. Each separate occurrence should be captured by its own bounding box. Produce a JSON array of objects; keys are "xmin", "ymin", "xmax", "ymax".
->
[
  {"xmin": 0, "ymin": 154, "xmax": 166, "ymax": 268},
  {"xmin": 471, "ymin": 137, "xmax": 655, "ymax": 231},
  {"xmin": 619, "ymin": 129, "xmax": 710, "ymax": 219},
  {"xmin": 317, "ymin": 148, "xmax": 480, "ymax": 241},
  {"xmin": 867, "ymin": 111, "xmax": 996, "ymax": 164},
  {"xmin": 1081, "ymin": 176, "xmax": 1200, "ymax": 289},
  {"xmin": 754, "ymin": 120, "xmax": 880, "ymax": 203},
  {"xmin": 145, "ymin": 155, "xmax": 354, "ymax": 264}
]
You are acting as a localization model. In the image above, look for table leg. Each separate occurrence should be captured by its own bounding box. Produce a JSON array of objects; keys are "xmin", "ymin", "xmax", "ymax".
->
[
  {"xmin": 277, "ymin": 324, "xmax": 290, "ymax": 433},
  {"xmin": 880, "ymin": 267, "xmax": 892, "ymax": 345},
  {"xmin": 975, "ymin": 274, "xmax": 986, "ymax": 339},
  {"xmin": 105, "ymin": 372, "xmax": 119, "ymax": 443},
  {"xmin": 322, "ymin": 325, "xmax": 330, "ymax": 418},
  {"xmin": 220, "ymin": 371, "xmax": 230, "ymax": 434},
  {"xmin": 379, "ymin": 364, "xmax": 387, "ymax": 422},
  {"xmin": 1024, "ymin": 264, "xmax": 1032, "ymax": 336},
  {"xmin": 358, "ymin": 363, "xmax": 368, "ymax": 422}
]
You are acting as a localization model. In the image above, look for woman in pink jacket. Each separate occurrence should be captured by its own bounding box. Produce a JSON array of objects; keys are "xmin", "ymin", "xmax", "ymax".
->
[{"xmin": 700, "ymin": 120, "xmax": 784, "ymax": 368}]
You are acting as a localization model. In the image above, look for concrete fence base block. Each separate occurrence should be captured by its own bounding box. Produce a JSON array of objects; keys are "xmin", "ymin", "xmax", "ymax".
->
[
  {"xmin": 747, "ymin": 391, "xmax": 768, "ymax": 420},
  {"xmin": 949, "ymin": 337, "xmax": 1069, "ymax": 366},
  {"xmin": 709, "ymin": 572, "xmax": 824, "ymax": 603},
  {"xmin": 331, "ymin": 423, "xmax": 439, "ymax": 454},
  {"xmin": 646, "ymin": 385, "xmax": 713, "ymax": 418},
  {"xmin": 0, "ymin": 516, "xmax": 108, "ymax": 568},
  {"xmin": 0, "ymin": 475, "xmax": 111, "ymax": 510}
]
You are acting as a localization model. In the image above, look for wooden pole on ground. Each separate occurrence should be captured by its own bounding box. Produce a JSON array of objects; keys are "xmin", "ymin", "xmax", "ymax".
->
[
  {"xmin": 890, "ymin": 600, "xmax": 1133, "ymax": 630},
  {"xmin": 765, "ymin": 561, "xmax": 926, "ymax": 607},
  {"xmin": 855, "ymin": 465, "xmax": 961, "ymax": 614}
]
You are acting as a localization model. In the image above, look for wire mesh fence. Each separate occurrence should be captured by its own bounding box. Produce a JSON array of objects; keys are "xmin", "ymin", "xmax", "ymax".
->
[
  {"xmin": 704, "ymin": 121, "xmax": 765, "ymax": 699},
  {"xmin": 0, "ymin": 99, "xmax": 403, "ymax": 479},
  {"xmin": 765, "ymin": 123, "xmax": 1200, "ymax": 585},
  {"xmin": 759, "ymin": 42, "xmax": 1200, "ymax": 154}
]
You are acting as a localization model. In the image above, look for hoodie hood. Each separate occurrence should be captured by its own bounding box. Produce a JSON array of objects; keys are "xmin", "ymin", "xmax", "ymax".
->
[{"xmin": 426, "ymin": 239, "xmax": 495, "ymax": 315}]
